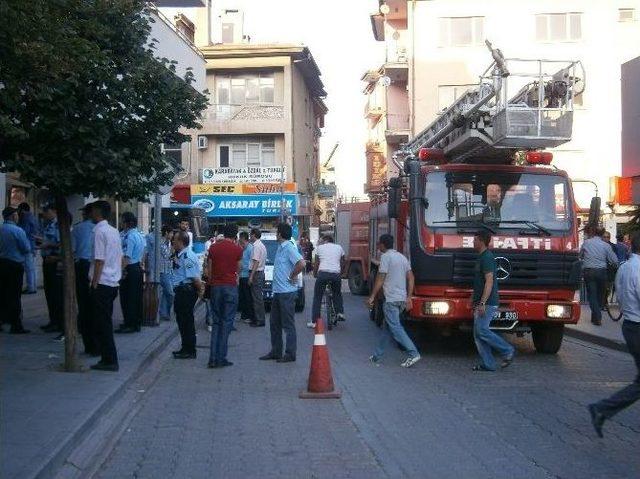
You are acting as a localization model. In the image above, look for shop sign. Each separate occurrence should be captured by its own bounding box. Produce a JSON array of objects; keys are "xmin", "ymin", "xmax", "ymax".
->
[
  {"xmin": 201, "ymin": 166, "xmax": 286, "ymax": 184},
  {"xmin": 190, "ymin": 183, "xmax": 297, "ymax": 195},
  {"xmin": 191, "ymin": 193, "xmax": 298, "ymax": 217}
]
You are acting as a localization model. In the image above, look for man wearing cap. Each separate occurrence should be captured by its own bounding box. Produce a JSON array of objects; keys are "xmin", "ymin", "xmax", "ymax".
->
[
  {"xmin": 0, "ymin": 206, "xmax": 32, "ymax": 333},
  {"xmin": 72, "ymin": 204, "xmax": 97, "ymax": 355},
  {"xmin": 40, "ymin": 204, "xmax": 64, "ymax": 335},
  {"xmin": 116, "ymin": 212, "xmax": 145, "ymax": 334}
]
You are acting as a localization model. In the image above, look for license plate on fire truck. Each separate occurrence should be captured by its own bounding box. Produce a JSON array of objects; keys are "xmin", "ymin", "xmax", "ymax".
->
[{"xmin": 490, "ymin": 310, "xmax": 518, "ymax": 329}]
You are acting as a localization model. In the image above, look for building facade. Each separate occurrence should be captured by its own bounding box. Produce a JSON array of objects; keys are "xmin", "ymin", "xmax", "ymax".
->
[{"xmin": 365, "ymin": 0, "xmax": 640, "ymax": 207}]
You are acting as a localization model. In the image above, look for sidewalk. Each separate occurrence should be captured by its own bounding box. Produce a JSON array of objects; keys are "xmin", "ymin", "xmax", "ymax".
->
[
  {"xmin": 0, "ymin": 289, "xmax": 187, "ymax": 479},
  {"xmin": 565, "ymin": 305, "xmax": 627, "ymax": 352}
]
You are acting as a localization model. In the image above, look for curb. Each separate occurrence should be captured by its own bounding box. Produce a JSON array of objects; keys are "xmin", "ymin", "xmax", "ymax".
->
[
  {"xmin": 565, "ymin": 327, "xmax": 627, "ymax": 353},
  {"xmin": 32, "ymin": 323, "xmax": 180, "ymax": 479}
]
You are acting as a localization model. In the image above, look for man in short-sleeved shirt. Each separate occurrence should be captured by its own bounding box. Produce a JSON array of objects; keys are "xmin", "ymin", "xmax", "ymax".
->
[
  {"xmin": 470, "ymin": 231, "xmax": 514, "ymax": 372},
  {"xmin": 207, "ymin": 224, "xmax": 243, "ymax": 367},
  {"xmin": 248, "ymin": 228, "xmax": 267, "ymax": 327},
  {"xmin": 259, "ymin": 224, "xmax": 305, "ymax": 362},
  {"xmin": 310, "ymin": 236, "xmax": 346, "ymax": 328},
  {"xmin": 116, "ymin": 212, "xmax": 145, "ymax": 334},
  {"xmin": 367, "ymin": 234, "xmax": 420, "ymax": 368},
  {"xmin": 89, "ymin": 201, "xmax": 123, "ymax": 371},
  {"xmin": 172, "ymin": 230, "xmax": 203, "ymax": 359},
  {"xmin": 238, "ymin": 232, "xmax": 255, "ymax": 323}
]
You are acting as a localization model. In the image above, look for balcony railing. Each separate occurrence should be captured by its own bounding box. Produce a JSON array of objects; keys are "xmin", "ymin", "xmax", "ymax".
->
[{"xmin": 205, "ymin": 103, "xmax": 285, "ymax": 122}]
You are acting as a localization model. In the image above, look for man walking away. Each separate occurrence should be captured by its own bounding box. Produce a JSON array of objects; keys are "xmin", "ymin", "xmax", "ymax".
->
[
  {"xmin": 72, "ymin": 204, "xmax": 97, "ymax": 355},
  {"xmin": 17, "ymin": 202, "xmax": 38, "ymax": 294},
  {"xmin": 367, "ymin": 234, "xmax": 421, "ymax": 368},
  {"xmin": 116, "ymin": 212, "xmax": 145, "ymax": 334},
  {"xmin": 0, "ymin": 207, "xmax": 31, "ymax": 333},
  {"xmin": 89, "ymin": 201, "xmax": 122, "ymax": 372},
  {"xmin": 171, "ymin": 231, "xmax": 203, "ymax": 359},
  {"xmin": 238, "ymin": 231, "xmax": 255, "ymax": 324},
  {"xmin": 470, "ymin": 231, "xmax": 515, "ymax": 372},
  {"xmin": 589, "ymin": 232, "xmax": 640, "ymax": 437},
  {"xmin": 40, "ymin": 204, "xmax": 64, "ymax": 335},
  {"xmin": 309, "ymin": 234, "xmax": 346, "ymax": 328},
  {"xmin": 581, "ymin": 225, "xmax": 619, "ymax": 326},
  {"xmin": 207, "ymin": 224, "xmax": 243, "ymax": 368},
  {"xmin": 259, "ymin": 223, "xmax": 306, "ymax": 363},
  {"xmin": 249, "ymin": 228, "xmax": 267, "ymax": 328}
]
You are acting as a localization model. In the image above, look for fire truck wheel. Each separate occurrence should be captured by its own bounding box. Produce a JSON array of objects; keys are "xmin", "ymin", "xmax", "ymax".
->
[
  {"xmin": 348, "ymin": 263, "xmax": 368, "ymax": 296},
  {"xmin": 532, "ymin": 324, "xmax": 564, "ymax": 354}
]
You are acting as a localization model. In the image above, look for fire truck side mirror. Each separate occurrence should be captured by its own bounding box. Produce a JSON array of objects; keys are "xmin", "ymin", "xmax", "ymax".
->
[
  {"xmin": 587, "ymin": 196, "xmax": 601, "ymax": 227},
  {"xmin": 388, "ymin": 177, "xmax": 402, "ymax": 219}
]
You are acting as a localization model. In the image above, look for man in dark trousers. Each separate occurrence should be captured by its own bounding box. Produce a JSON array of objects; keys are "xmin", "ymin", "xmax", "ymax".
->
[
  {"xmin": 248, "ymin": 228, "xmax": 267, "ymax": 327},
  {"xmin": 72, "ymin": 203, "xmax": 97, "ymax": 355},
  {"xmin": 39, "ymin": 204, "xmax": 64, "ymax": 336},
  {"xmin": 89, "ymin": 201, "xmax": 122, "ymax": 372},
  {"xmin": 471, "ymin": 230, "xmax": 515, "ymax": 372},
  {"xmin": 238, "ymin": 231, "xmax": 255, "ymax": 324},
  {"xmin": 208, "ymin": 224, "xmax": 243, "ymax": 368},
  {"xmin": 259, "ymin": 223, "xmax": 305, "ymax": 363},
  {"xmin": 116, "ymin": 212, "xmax": 145, "ymax": 334},
  {"xmin": 589, "ymin": 232, "xmax": 640, "ymax": 437},
  {"xmin": 0, "ymin": 206, "xmax": 32, "ymax": 334},
  {"xmin": 171, "ymin": 231, "xmax": 203, "ymax": 359}
]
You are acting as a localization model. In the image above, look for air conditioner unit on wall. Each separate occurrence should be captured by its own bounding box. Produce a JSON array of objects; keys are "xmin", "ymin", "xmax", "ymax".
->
[{"xmin": 197, "ymin": 136, "xmax": 208, "ymax": 150}]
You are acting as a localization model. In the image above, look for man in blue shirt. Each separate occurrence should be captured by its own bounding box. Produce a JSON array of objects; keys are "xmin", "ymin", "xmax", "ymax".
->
[
  {"xmin": 238, "ymin": 231, "xmax": 255, "ymax": 324},
  {"xmin": 40, "ymin": 204, "xmax": 64, "ymax": 334},
  {"xmin": 171, "ymin": 230, "xmax": 203, "ymax": 359},
  {"xmin": 17, "ymin": 202, "xmax": 39, "ymax": 294},
  {"xmin": 116, "ymin": 212, "xmax": 145, "ymax": 334},
  {"xmin": 0, "ymin": 207, "xmax": 32, "ymax": 333},
  {"xmin": 72, "ymin": 203, "xmax": 97, "ymax": 355},
  {"xmin": 259, "ymin": 223, "xmax": 305, "ymax": 363},
  {"xmin": 589, "ymin": 232, "xmax": 640, "ymax": 438}
]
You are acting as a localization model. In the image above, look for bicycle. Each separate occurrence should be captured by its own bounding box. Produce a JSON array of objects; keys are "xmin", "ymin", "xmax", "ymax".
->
[{"xmin": 322, "ymin": 283, "xmax": 339, "ymax": 330}]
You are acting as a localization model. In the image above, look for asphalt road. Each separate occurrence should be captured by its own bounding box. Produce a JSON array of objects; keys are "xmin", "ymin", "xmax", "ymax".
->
[{"xmin": 95, "ymin": 280, "xmax": 640, "ymax": 479}]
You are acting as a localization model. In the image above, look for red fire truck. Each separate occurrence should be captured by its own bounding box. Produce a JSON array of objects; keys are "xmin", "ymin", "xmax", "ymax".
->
[{"xmin": 342, "ymin": 43, "xmax": 591, "ymax": 354}]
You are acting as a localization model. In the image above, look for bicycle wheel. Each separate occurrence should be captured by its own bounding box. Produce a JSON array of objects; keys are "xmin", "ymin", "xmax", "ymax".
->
[
  {"xmin": 325, "ymin": 288, "xmax": 336, "ymax": 330},
  {"xmin": 605, "ymin": 285, "xmax": 623, "ymax": 322}
]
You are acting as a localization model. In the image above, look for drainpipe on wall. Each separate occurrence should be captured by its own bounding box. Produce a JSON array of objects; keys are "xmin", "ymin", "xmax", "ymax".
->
[{"xmin": 410, "ymin": 0, "xmax": 416, "ymax": 136}]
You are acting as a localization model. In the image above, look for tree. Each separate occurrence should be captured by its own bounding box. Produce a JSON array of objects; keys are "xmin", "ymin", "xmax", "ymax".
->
[{"xmin": 0, "ymin": 0, "xmax": 208, "ymax": 371}]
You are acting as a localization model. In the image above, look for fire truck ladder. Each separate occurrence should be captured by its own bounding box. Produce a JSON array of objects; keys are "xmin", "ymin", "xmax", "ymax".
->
[{"xmin": 403, "ymin": 41, "xmax": 585, "ymax": 163}]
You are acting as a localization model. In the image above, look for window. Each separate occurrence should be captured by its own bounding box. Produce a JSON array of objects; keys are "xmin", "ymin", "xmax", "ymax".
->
[
  {"xmin": 536, "ymin": 13, "xmax": 582, "ymax": 42},
  {"xmin": 437, "ymin": 84, "xmax": 475, "ymax": 112},
  {"xmin": 230, "ymin": 138, "xmax": 276, "ymax": 167},
  {"xmin": 438, "ymin": 17, "xmax": 484, "ymax": 47},
  {"xmin": 216, "ymin": 73, "xmax": 275, "ymax": 105},
  {"xmin": 619, "ymin": 8, "xmax": 636, "ymax": 22}
]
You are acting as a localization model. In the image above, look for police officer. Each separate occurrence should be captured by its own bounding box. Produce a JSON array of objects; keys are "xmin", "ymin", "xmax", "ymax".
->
[
  {"xmin": 171, "ymin": 230, "xmax": 203, "ymax": 359},
  {"xmin": 0, "ymin": 206, "xmax": 32, "ymax": 334},
  {"xmin": 72, "ymin": 203, "xmax": 97, "ymax": 354},
  {"xmin": 40, "ymin": 204, "xmax": 64, "ymax": 335},
  {"xmin": 115, "ymin": 212, "xmax": 145, "ymax": 334}
]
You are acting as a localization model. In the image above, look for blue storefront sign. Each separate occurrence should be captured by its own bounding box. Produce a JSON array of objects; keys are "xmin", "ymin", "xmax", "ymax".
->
[{"xmin": 191, "ymin": 193, "xmax": 298, "ymax": 217}]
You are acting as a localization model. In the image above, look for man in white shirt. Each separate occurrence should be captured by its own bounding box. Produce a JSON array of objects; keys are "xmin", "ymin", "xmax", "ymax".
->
[
  {"xmin": 88, "ymin": 201, "xmax": 123, "ymax": 372},
  {"xmin": 309, "ymin": 235, "xmax": 346, "ymax": 328},
  {"xmin": 367, "ymin": 234, "xmax": 421, "ymax": 368},
  {"xmin": 249, "ymin": 228, "xmax": 267, "ymax": 327}
]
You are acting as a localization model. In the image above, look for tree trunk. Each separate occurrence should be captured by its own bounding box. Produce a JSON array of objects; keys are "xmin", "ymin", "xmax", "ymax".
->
[{"xmin": 55, "ymin": 195, "xmax": 80, "ymax": 372}]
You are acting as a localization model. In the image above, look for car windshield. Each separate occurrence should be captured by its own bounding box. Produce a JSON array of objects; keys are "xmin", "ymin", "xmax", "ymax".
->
[
  {"xmin": 263, "ymin": 240, "xmax": 279, "ymax": 265},
  {"xmin": 424, "ymin": 171, "xmax": 572, "ymax": 232}
]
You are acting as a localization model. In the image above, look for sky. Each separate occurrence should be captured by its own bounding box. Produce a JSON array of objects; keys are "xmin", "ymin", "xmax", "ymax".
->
[{"xmin": 160, "ymin": 0, "xmax": 384, "ymax": 198}]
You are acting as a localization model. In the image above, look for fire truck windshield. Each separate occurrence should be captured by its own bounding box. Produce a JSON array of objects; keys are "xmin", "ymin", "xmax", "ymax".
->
[{"xmin": 424, "ymin": 171, "xmax": 573, "ymax": 233}]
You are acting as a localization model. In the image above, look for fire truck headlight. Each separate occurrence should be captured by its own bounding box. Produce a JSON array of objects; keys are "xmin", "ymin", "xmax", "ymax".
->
[
  {"xmin": 423, "ymin": 301, "xmax": 450, "ymax": 316},
  {"xmin": 546, "ymin": 304, "xmax": 571, "ymax": 319}
]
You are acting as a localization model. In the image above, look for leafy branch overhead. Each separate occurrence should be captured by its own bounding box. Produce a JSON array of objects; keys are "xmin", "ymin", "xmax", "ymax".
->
[{"xmin": 0, "ymin": 0, "xmax": 208, "ymax": 201}]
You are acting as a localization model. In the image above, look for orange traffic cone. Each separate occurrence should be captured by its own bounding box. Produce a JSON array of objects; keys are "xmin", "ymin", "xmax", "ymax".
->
[{"xmin": 299, "ymin": 318, "xmax": 341, "ymax": 399}]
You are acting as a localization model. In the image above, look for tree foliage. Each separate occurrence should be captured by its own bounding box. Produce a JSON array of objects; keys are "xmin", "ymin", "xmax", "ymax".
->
[{"xmin": 0, "ymin": 0, "xmax": 208, "ymax": 199}]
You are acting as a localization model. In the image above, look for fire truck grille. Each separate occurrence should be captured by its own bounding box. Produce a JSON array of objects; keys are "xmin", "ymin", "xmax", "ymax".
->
[{"xmin": 449, "ymin": 251, "xmax": 581, "ymax": 287}]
